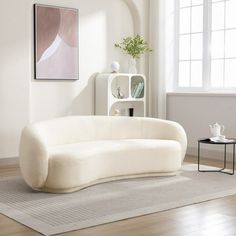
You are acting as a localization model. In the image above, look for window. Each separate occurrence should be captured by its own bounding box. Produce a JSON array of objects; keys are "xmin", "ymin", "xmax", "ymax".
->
[{"xmin": 176, "ymin": 0, "xmax": 236, "ymax": 91}]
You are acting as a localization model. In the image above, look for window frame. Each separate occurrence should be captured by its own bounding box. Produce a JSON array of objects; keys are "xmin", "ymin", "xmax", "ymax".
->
[{"xmin": 174, "ymin": 0, "xmax": 236, "ymax": 93}]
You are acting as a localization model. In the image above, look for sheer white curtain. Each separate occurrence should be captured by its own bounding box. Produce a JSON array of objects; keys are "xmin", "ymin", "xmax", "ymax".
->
[{"xmin": 149, "ymin": 0, "xmax": 175, "ymax": 118}]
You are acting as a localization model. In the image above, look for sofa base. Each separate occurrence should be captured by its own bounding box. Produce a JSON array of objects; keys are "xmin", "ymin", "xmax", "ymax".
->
[{"xmin": 33, "ymin": 171, "xmax": 180, "ymax": 193}]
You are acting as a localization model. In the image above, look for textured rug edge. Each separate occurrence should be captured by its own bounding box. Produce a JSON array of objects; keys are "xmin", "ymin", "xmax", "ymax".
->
[
  {"xmin": 0, "ymin": 202, "xmax": 53, "ymax": 236},
  {"xmin": 48, "ymin": 189, "xmax": 236, "ymax": 236},
  {"xmin": 1, "ymin": 188, "xmax": 236, "ymax": 236}
]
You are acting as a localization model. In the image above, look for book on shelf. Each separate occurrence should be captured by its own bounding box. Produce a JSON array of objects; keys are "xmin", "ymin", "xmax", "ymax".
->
[
  {"xmin": 137, "ymin": 82, "xmax": 144, "ymax": 98},
  {"xmin": 132, "ymin": 82, "xmax": 144, "ymax": 98},
  {"xmin": 131, "ymin": 84, "xmax": 138, "ymax": 97}
]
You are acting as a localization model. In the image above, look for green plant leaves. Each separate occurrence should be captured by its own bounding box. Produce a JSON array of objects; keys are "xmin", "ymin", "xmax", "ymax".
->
[{"xmin": 114, "ymin": 34, "xmax": 152, "ymax": 59}]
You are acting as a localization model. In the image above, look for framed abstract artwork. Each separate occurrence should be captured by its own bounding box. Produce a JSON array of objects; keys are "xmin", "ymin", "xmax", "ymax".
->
[{"xmin": 34, "ymin": 4, "xmax": 79, "ymax": 80}]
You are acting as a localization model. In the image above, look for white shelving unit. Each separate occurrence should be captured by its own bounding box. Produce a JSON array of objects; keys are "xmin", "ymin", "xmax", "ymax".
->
[{"xmin": 95, "ymin": 73, "xmax": 146, "ymax": 117}]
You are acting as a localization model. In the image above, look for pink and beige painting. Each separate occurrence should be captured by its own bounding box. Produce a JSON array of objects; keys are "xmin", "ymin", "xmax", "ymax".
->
[{"xmin": 34, "ymin": 4, "xmax": 78, "ymax": 80}]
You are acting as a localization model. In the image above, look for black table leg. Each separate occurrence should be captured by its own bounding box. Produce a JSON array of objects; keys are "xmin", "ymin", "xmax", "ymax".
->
[
  {"xmin": 221, "ymin": 143, "xmax": 234, "ymax": 175},
  {"xmin": 198, "ymin": 142, "xmax": 234, "ymax": 175},
  {"xmin": 223, "ymin": 144, "xmax": 226, "ymax": 169},
  {"xmin": 233, "ymin": 144, "xmax": 235, "ymax": 175},
  {"xmin": 198, "ymin": 141, "xmax": 200, "ymax": 171}
]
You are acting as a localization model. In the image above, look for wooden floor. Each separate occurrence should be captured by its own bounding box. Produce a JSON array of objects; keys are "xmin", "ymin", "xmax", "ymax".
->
[{"xmin": 1, "ymin": 156, "xmax": 236, "ymax": 236}]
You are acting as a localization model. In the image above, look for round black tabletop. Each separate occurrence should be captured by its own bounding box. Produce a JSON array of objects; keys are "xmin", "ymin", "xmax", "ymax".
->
[{"xmin": 198, "ymin": 138, "xmax": 236, "ymax": 145}]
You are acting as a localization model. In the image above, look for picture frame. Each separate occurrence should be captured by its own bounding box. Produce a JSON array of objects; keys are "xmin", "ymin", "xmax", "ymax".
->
[{"xmin": 34, "ymin": 4, "xmax": 79, "ymax": 80}]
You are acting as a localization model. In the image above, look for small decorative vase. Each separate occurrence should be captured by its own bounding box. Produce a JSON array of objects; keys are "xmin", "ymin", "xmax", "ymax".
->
[{"xmin": 128, "ymin": 58, "xmax": 137, "ymax": 74}]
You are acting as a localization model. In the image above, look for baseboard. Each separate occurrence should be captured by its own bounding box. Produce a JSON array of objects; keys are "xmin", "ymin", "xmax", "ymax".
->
[
  {"xmin": 187, "ymin": 146, "xmax": 234, "ymax": 161},
  {"xmin": 0, "ymin": 157, "xmax": 19, "ymax": 166}
]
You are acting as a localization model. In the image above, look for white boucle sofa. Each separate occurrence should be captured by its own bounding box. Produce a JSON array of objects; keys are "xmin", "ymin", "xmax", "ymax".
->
[{"xmin": 19, "ymin": 116, "xmax": 187, "ymax": 193}]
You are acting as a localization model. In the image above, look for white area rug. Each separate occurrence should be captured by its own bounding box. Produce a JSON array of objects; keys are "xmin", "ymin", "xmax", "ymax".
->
[{"xmin": 1, "ymin": 164, "xmax": 236, "ymax": 236}]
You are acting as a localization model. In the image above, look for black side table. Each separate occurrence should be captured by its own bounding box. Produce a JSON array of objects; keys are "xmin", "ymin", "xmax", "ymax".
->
[{"xmin": 198, "ymin": 138, "xmax": 236, "ymax": 175}]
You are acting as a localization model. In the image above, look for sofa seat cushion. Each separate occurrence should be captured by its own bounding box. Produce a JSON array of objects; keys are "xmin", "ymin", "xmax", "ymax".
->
[{"xmin": 45, "ymin": 139, "xmax": 181, "ymax": 190}]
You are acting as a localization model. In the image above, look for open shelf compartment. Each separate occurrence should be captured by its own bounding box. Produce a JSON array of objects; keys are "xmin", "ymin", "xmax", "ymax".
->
[
  {"xmin": 131, "ymin": 75, "xmax": 145, "ymax": 99},
  {"xmin": 111, "ymin": 75, "xmax": 129, "ymax": 99},
  {"xmin": 109, "ymin": 100, "xmax": 144, "ymax": 117}
]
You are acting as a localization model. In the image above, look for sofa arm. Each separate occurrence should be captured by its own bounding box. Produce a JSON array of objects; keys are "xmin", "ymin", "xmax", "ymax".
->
[
  {"xmin": 160, "ymin": 119, "xmax": 187, "ymax": 162},
  {"xmin": 19, "ymin": 125, "xmax": 48, "ymax": 189},
  {"xmin": 142, "ymin": 118, "xmax": 187, "ymax": 162}
]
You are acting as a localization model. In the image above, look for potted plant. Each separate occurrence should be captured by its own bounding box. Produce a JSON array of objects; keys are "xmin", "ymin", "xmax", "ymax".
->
[{"xmin": 114, "ymin": 34, "xmax": 152, "ymax": 73}]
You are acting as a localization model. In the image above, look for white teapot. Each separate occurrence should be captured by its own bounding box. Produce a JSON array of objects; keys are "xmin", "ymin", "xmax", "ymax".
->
[{"xmin": 209, "ymin": 123, "xmax": 225, "ymax": 137}]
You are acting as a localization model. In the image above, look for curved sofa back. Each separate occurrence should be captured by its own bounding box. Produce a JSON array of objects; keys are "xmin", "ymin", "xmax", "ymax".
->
[
  {"xmin": 27, "ymin": 116, "xmax": 186, "ymax": 154},
  {"xmin": 19, "ymin": 116, "xmax": 187, "ymax": 189}
]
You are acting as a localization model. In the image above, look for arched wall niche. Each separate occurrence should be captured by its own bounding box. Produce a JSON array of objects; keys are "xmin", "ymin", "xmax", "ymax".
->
[{"xmin": 122, "ymin": 0, "xmax": 141, "ymax": 34}]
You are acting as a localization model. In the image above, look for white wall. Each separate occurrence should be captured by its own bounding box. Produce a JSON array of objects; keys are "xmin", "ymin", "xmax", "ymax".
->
[
  {"xmin": 0, "ymin": 0, "xmax": 30, "ymax": 158},
  {"xmin": 30, "ymin": 0, "xmax": 134, "ymax": 122},
  {"xmin": 0, "ymin": 0, "xmax": 144, "ymax": 159},
  {"xmin": 167, "ymin": 93, "xmax": 236, "ymax": 158}
]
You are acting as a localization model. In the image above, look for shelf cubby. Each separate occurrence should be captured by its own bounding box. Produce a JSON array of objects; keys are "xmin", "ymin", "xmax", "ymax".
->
[
  {"xmin": 131, "ymin": 75, "xmax": 145, "ymax": 99},
  {"xmin": 111, "ymin": 75, "xmax": 129, "ymax": 99},
  {"xmin": 95, "ymin": 73, "xmax": 146, "ymax": 117}
]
